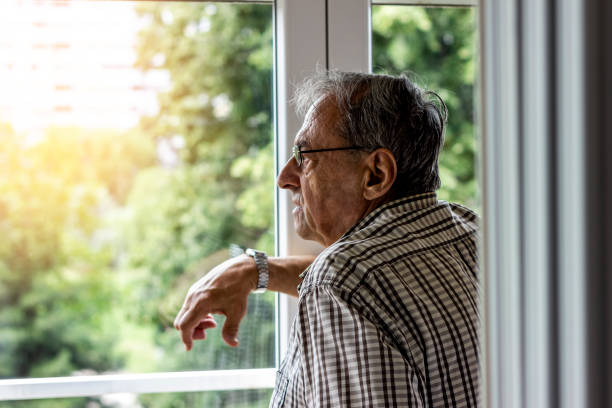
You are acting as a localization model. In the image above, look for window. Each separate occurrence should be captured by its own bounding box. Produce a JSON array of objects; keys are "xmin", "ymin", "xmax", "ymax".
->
[
  {"xmin": 1, "ymin": 0, "xmax": 482, "ymax": 406},
  {"xmin": 372, "ymin": 4, "xmax": 478, "ymax": 208},
  {"xmin": 0, "ymin": 1, "xmax": 275, "ymax": 406}
]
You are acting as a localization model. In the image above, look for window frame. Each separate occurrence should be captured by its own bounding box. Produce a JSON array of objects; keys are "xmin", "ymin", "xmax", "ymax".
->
[{"xmin": 0, "ymin": 369, "xmax": 275, "ymax": 400}]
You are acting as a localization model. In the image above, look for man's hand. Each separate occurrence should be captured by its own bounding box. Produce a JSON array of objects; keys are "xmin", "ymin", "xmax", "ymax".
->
[{"xmin": 173, "ymin": 255, "xmax": 258, "ymax": 351}]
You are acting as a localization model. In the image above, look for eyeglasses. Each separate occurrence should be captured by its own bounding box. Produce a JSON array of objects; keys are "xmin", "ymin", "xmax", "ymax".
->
[{"xmin": 292, "ymin": 145, "xmax": 368, "ymax": 167}]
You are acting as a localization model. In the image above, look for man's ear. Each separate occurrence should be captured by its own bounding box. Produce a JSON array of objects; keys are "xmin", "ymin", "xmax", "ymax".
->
[{"xmin": 362, "ymin": 148, "xmax": 397, "ymax": 201}]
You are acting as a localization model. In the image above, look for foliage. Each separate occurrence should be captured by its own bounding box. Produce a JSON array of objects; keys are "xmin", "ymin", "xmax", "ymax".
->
[
  {"xmin": 372, "ymin": 6, "xmax": 478, "ymax": 209},
  {"xmin": 0, "ymin": 125, "xmax": 155, "ymax": 407},
  {"xmin": 137, "ymin": 389, "xmax": 273, "ymax": 408},
  {"xmin": 127, "ymin": 1, "xmax": 274, "ymax": 313},
  {"xmin": 122, "ymin": 5, "xmax": 275, "ymax": 405}
]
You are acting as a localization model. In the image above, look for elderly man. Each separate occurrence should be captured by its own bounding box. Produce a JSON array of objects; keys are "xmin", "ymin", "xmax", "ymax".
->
[{"xmin": 174, "ymin": 71, "xmax": 479, "ymax": 407}]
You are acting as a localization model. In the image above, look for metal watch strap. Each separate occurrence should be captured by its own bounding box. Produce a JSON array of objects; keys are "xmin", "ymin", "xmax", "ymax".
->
[{"xmin": 245, "ymin": 248, "xmax": 269, "ymax": 293}]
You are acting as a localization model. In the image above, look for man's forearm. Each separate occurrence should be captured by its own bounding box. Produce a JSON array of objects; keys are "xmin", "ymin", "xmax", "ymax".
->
[{"xmin": 266, "ymin": 255, "xmax": 316, "ymax": 297}]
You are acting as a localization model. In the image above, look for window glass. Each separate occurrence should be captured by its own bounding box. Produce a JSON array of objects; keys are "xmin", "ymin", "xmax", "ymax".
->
[
  {"xmin": 0, "ymin": 0, "xmax": 274, "ymax": 405},
  {"xmin": 372, "ymin": 6, "xmax": 478, "ymax": 208},
  {"xmin": 0, "ymin": 389, "xmax": 273, "ymax": 408}
]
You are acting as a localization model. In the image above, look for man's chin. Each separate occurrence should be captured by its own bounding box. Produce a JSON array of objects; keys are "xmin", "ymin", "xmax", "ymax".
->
[
  {"xmin": 292, "ymin": 210, "xmax": 320, "ymax": 242},
  {"xmin": 293, "ymin": 223, "xmax": 309, "ymax": 240},
  {"xmin": 293, "ymin": 219, "xmax": 314, "ymax": 242}
]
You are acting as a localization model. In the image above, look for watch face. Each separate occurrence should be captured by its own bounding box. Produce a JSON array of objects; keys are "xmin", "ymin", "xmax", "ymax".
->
[{"xmin": 246, "ymin": 248, "xmax": 261, "ymax": 257}]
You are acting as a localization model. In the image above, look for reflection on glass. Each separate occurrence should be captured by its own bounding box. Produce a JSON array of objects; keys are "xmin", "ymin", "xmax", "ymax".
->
[
  {"xmin": 0, "ymin": 0, "xmax": 275, "ymax": 402},
  {"xmin": 372, "ymin": 6, "xmax": 478, "ymax": 209}
]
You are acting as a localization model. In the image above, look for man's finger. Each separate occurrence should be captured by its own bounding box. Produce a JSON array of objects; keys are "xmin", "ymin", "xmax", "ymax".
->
[
  {"xmin": 195, "ymin": 316, "xmax": 217, "ymax": 330},
  {"xmin": 191, "ymin": 315, "xmax": 218, "ymax": 341},
  {"xmin": 174, "ymin": 297, "xmax": 191, "ymax": 330},
  {"xmin": 178, "ymin": 321, "xmax": 195, "ymax": 351},
  {"xmin": 221, "ymin": 310, "xmax": 243, "ymax": 348},
  {"xmin": 177, "ymin": 301, "xmax": 210, "ymax": 351},
  {"xmin": 193, "ymin": 328, "xmax": 206, "ymax": 340},
  {"xmin": 174, "ymin": 306, "xmax": 187, "ymax": 330}
]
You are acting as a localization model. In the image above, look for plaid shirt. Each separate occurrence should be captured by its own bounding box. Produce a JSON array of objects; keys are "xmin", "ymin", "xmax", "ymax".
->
[{"xmin": 270, "ymin": 193, "xmax": 480, "ymax": 407}]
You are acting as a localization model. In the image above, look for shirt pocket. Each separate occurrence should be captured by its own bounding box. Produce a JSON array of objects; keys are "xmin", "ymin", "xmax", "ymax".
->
[{"xmin": 269, "ymin": 369, "xmax": 290, "ymax": 407}]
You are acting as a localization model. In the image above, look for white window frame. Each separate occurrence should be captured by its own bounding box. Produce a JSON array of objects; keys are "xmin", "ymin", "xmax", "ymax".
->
[
  {"xmin": 0, "ymin": 0, "xmax": 477, "ymax": 401},
  {"xmin": 0, "ymin": 370, "xmax": 276, "ymax": 400}
]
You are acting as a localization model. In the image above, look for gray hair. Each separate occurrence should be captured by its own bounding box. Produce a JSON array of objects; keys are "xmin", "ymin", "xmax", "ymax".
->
[{"xmin": 293, "ymin": 70, "xmax": 447, "ymax": 197}]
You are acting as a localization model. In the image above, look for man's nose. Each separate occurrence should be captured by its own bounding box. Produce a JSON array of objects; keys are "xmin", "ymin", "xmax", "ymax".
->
[{"xmin": 277, "ymin": 155, "xmax": 299, "ymax": 190}]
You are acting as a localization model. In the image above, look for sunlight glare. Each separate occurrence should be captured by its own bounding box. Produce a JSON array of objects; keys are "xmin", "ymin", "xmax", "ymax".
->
[{"xmin": 0, "ymin": 0, "xmax": 169, "ymax": 135}]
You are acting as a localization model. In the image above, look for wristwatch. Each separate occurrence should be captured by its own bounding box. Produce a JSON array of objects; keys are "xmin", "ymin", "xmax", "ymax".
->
[{"xmin": 245, "ymin": 248, "xmax": 269, "ymax": 293}]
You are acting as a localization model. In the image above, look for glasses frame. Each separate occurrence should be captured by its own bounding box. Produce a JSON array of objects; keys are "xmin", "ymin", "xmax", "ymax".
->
[{"xmin": 292, "ymin": 145, "xmax": 369, "ymax": 167}]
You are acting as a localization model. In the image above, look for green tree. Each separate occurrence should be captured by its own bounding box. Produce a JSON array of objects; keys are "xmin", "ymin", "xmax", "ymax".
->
[
  {"xmin": 125, "ymin": 3, "xmax": 276, "ymax": 406},
  {"xmin": 0, "ymin": 125, "xmax": 156, "ymax": 408},
  {"xmin": 127, "ymin": 2, "xmax": 274, "ymax": 309},
  {"xmin": 372, "ymin": 6, "xmax": 478, "ymax": 208}
]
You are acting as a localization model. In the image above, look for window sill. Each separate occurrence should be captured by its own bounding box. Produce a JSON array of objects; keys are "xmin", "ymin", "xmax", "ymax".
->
[{"xmin": 0, "ymin": 368, "xmax": 275, "ymax": 401}]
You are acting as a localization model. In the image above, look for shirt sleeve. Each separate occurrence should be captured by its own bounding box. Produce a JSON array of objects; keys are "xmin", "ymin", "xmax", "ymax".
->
[{"xmin": 296, "ymin": 285, "xmax": 425, "ymax": 408}]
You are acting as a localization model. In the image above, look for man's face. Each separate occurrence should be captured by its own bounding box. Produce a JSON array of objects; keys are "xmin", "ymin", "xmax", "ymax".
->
[{"xmin": 277, "ymin": 97, "xmax": 369, "ymax": 247}]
